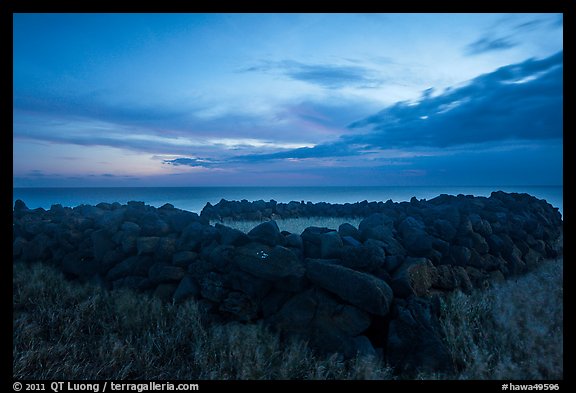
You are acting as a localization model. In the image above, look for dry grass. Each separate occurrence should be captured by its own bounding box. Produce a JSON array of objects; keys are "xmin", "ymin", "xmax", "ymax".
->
[
  {"xmin": 440, "ymin": 258, "xmax": 563, "ymax": 380},
  {"xmin": 213, "ymin": 216, "xmax": 363, "ymax": 234},
  {"xmin": 13, "ymin": 257, "xmax": 563, "ymax": 380},
  {"xmin": 13, "ymin": 262, "xmax": 392, "ymax": 380}
]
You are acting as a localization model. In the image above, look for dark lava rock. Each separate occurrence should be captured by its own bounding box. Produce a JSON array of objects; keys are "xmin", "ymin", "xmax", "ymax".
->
[
  {"xmin": 247, "ymin": 220, "xmax": 285, "ymax": 246},
  {"xmin": 306, "ymin": 259, "xmax": 393, "ymax": 316}
]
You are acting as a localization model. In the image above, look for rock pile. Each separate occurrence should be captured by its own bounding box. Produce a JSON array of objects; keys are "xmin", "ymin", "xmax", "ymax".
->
[{"xmin": 12, "ymin": 192, "xmax": 563, "ymax": 373}]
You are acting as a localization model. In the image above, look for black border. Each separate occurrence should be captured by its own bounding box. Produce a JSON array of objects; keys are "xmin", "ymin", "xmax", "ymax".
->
[{"xmin": 4, "ymin": 0, "xmax": 574, "ymax": 390}]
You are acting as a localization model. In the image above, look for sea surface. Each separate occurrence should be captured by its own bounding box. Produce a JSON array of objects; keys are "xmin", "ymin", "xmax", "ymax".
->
[{"xmin": 13, "ymin": 186, "xmax": 563, "ymax": 217}]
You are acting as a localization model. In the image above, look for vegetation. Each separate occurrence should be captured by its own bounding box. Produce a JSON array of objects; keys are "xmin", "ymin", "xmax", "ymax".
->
[
  {"xmin": 13, "ymin": 258, "xmax": 562, "ymax": 380},
  {"xmin": 440, "ymin": 258, "xmax": 563, "ymax": 379}
]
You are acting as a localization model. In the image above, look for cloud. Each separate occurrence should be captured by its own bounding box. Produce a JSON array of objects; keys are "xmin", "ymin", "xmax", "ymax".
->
[
  {"xmin": 347, "ymin": 51, "xmax": 562, "ymax": 148},
  {"xmin": 244, "ymin": 60, "xmax": 382, "ymax": 89},
  {"xmin": 163, "ymin": 157, "xmax": 217, "ymax": 168},
  {"xmin": 465, "ymin": 36, "xmax": 517, "ymax": 55}
]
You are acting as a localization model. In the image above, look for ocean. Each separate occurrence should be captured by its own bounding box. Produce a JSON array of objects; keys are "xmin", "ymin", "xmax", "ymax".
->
[{"xmin": 12, "ymin": 186, "xmax": 563, "ymax": 217}]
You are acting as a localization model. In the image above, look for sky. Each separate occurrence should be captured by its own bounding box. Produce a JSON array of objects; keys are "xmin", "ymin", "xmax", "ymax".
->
[{"xmin": 13, "ymin": 13, "xmax": 563, "ymax": 187}]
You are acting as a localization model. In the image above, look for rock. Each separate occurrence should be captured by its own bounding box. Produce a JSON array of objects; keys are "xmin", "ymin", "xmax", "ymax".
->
[
  {"xmin": 224, "ymin": 269, "xmax": 272, "ymax": 299},
  {"xmin": 106, "ymin": 256, "xmax": 155, "ymax": 281},
  {"xmin": 172, "ymin": 251, "xmax": 198, "ymax": 267},
  {"xmin": 342, "ymin": 236, "xmax": 362, "ymax": 247},
  {"xmin": 137, "ymin": 237, "xmax": 160, "ymax": 255},
  {"xmin": 399, "ymin": 216, "xmax": 433, "ymax": 256},
  {"xmin": 121, "ymin": 221, "xmax": 141, "ymax": 235},
  {"xmin": 285, "ymin": 233, "xmax": 303, "ymax": 249},
  {"xmin": 199, "ymin": 272, "xmax": 228, "ymax": 302},
  {"xmin": 338, "ymin": 223, "xmax": 360, "ymax": 240},
  {"xmin": 434, "ymin": 219, "xmax": 458, "ymax": 241},
  {"xmin": 390, "ymin": 257, "xmax": 438, "ymax": 298},
  {"xmin": 173, "ymin": 275, "xmax": 200, "ymax": 303},
  {"xmin": 383, "ymin": 255, "xmax": 404, "ymax": 273},
  {"xmin": 470, "ymin": 232, "xmax": 489, "ymax": 255},
  {"xmin": 272, "ymin": 288, "xmax": 373, "ymax": 357},
  {"xmin": 247, "ymin": 220, "xmax": 284, "ymax": 246},
  {"xmin": 14, "ymin": 199, "xmax": 29, "ymax": 212},
  {"xmin": 13, "ymin": 237, "xmax": 27, "ymax": 258},
  {"xmin": 219, "ymin": 292, "xmax": 258, "ymax": 321},
  {"xmin": 178, "ymin": 222, "xmax": 217, "ymax": 251},
  {"xmin": 341, "ymin": 242, "xmax": 385, "ymax": 273},
  {"xmin": 22, "ymin": 233, "xmax": 51, "ymax": 262},
  {"xmin": 301, "ymin": 227, "xmax": 334, "ymax": 258},
  {"xmin": 215, "ymin": 223, "xmax": 251, "ymax": 246},
  {"xmin": 234, "ymin": 243, "xmax": 305, "ymax": 281},
  {"xmin": 450, "ymin": 245, "xmax": 471, "ymax": 266},
  {"xmin": 306, "ymin": 259, "xmax": 393, "ymax": 316},
  {"xmin": 91, "ymin": 229, "xmax": 115, "ymax": 263},
  {"xmin": 387, "ymin": 297, "xmax": 452, "ymax": 374},
  {"xmin": 320, "ymin": 231, "xmax": 343, "ymax": 259},
  {"xmin": 155, "ymin": 237, "xmax": 177, "ymax": 261},
  {"xmin": 148, "ymin": 263, "xmax": 186, "ymax": 283},
  {"xmin": 433, "ymin": 265, "xmax": 473, "ymax": 293},
  {"xmin": 153, "ymin": 283, "xmax": 178, "ymax": 301},
  {"xmin": 112, "ymin": 276, "xmax": 146, "ymax": 291}
]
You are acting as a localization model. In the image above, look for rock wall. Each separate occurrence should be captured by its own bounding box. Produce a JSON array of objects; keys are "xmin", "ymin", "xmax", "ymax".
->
[{"xmin": 12, "ymin": 192, "xmax": 563, "ymax": 373}]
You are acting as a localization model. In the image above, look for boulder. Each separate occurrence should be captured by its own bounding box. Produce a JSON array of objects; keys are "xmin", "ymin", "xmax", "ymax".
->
[
  {"xmin": 173, "ymin": 275, "xmax": 200, "ymax": 303},
  {"xmin": 215, "ymin": 223, "xmax": 251, "ymax": 246},
  {"xmin": 433, "ymin": 265, "xmax": 473, "ymax": 293},
  {"xmin": 301, "ymin": 227, "xmax": 334, "ymax": 258},
  {"xmin": 320, "ymin": 231, "xmax": 344, "ymax": 259},
  {"xmin": 390, "ymin": 257, "xmax": 438, "ymax": 298},
  {"xmin": 219, "ymin": 292, "xmax": 258, "ymax": 322},
  {"xmin": 247, "ymin": 220, "xmax": 284, "ymax": 246},
  {"xmin": 172, "ymin": 251, "xmax": 198, "ymax": 267},
  {"xmin": 136, "ymin": 237, "xmax": 160, "ymax": 255},
  {"xmin": 153, "ymin": 283, "xmax": 178, "ymax": 302},
  {"xmin": 106, "ymin": 255, "xmax": 155, "ymax": 281},
  {"xmin": 199, "ymin": 272, "xmax": 228, "ymax": 302},
  {"xmin": 285, "ymin": 233, "xmax": 303, "ymax": 249},
  {"xmin": 399, "ymin": 216, "xmax": 433, "ymax": 256},
  {"xmin": 148, "ymin": 263, "xmax": 186, "ymax": 283},
  {"xmin": 338, "ymin": 223, "xmax": 360, "ymax": 240},
  {"xmin": 306, "ymin": 259, "xmax": 393, "ymax": 316},
  {"xmin": 234, "ymin": 243, "xmax": 305, "ymax": 281},
  {"xmin": 341, "ymin": 242, "xmax": 385, "ymax": 273}
]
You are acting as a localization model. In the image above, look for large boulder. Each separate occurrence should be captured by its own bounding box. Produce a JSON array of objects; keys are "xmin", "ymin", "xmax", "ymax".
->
[
  {"xmin": 340, "ymin": 241, "xmax": 386, "ymax": 273},
  {"xmin": 215, "ymin": 223, "xmax": 251, "ymax": 246},
  {"xmin": 233, "ymin": 243, "xmax": 305, "ymax": 281},
  {"xmin": 272, "ymin": 288, "xmax": 374, "ymax": 358},
  {"xmin": 320, "ymin": 231, "xmax": 344, "ymax": 259},
  {"xmin": 247, "ymin": 221, "xmax": 284, "ymax": 246},
  {"xmin": 306, "ymin": 259, "xmax": 393, "ymax": 316},
  {"xmin": 390, "ymin": 257, "xmax": 438, "ymax": 298},
  {"xmin": 398, "ymin": 216, "xmax": 433, "ymax": 256}
]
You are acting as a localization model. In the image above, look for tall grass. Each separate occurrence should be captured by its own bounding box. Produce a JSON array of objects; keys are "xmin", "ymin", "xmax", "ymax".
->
[
  {"xmin": 213, "ymin": 216, "xmax": 363, "ymax": 234},
  {"xmin": 13, "ymin": 262, "xmax": 392, "ymax": 380},
  {"xmin": 440, "ymin": 259, "xmax": 563, "ymax": 379},
  {"xmin": 13, "ymin": 258, "xmax": 563, "ymax": 379}
]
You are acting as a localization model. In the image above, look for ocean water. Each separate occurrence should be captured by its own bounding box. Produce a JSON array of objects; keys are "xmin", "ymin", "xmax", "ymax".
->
[{"xmin": 12, "ymin": 186, "xmax": 563, "ymax": 217}]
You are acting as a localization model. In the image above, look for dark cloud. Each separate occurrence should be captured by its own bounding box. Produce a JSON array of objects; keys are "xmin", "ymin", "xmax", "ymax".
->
[
  {"xmin": 244, "ymin": 60, "xmax": 382, "ymax": 89},
  {"xmin": 465, "ymin": 36, "xmax": 517, "ymax": 55},
  {"xmin": 163, "ymin": 157, "xmax": 216, "ymax": 168},
  {"xmin": 347, "ymin": 51, "xmax": 562, "ymax": 148}
]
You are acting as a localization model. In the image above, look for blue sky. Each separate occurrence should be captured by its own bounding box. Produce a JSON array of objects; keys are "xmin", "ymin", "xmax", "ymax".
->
[{"xmin": 13, "ymin": 13, "xmax": 563, "ymax": 187}]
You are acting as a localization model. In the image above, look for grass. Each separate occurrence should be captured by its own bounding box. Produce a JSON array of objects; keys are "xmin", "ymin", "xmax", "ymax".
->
[
  {"xmin": 440, "ymin": 258, "xmax": 563, "ymax": 380},
  {"xmin": 212, "ymin": 216, "xmax": 363, "ymax": 234},
  {"xmin": 13, "ymin": 258, "xmax": 563, "ymax": 380},
  {"xmin": 13, "ymin": 262, "xmax": 392, "ymax": 380}
]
